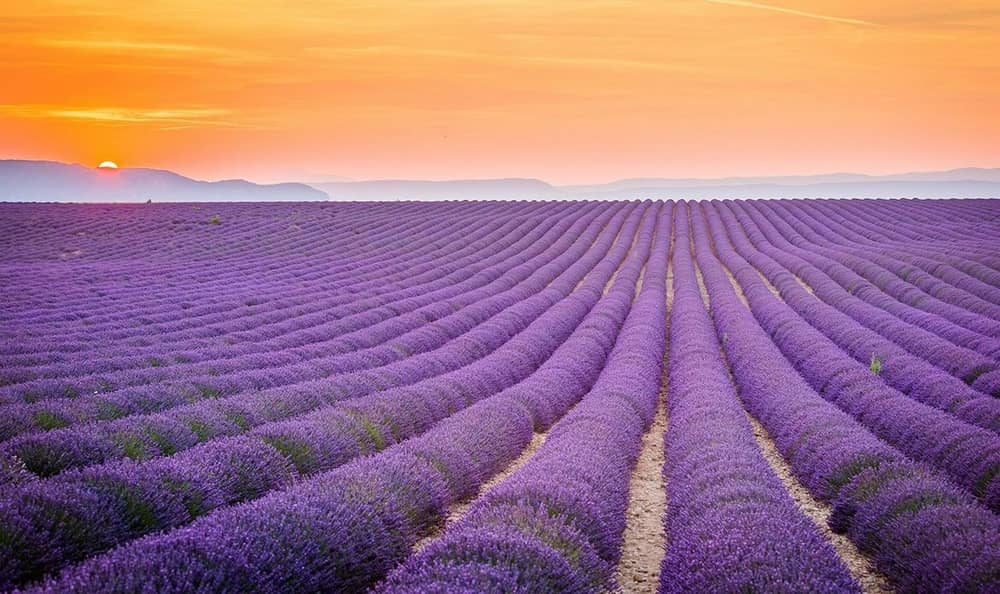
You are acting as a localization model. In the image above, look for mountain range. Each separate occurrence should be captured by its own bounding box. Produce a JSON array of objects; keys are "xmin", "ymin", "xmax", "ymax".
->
[
  {"xmin": 2, "ymin": 160, "xmax": 999, "ymax": 202},
  {"xmin": 0, "ymin": 160, "xmax": 325, "ymax": 202}
]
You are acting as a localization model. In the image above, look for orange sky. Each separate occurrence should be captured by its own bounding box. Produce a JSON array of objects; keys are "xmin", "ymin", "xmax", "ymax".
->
[{"xmin": 2, "ymin": 1, "xmax": 998, "ymax": 184}]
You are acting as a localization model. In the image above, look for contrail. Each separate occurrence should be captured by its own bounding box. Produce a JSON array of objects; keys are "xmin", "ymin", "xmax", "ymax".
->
[{"xmin": 702, "ymin": 0, "xmax": 877, "ymax": 26}]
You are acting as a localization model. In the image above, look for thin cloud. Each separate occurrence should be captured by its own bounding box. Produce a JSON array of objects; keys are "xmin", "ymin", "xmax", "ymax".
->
[
  {"xmin": 702, "ymin": 0, "xmax": 877, "ymax": 26},
  {"xmin": 38, "ymin": 38, "xmax": 272, "ymax": 64},
  {"xmin": 43, "ymin": 39, "xmax": 210, "ymax": 53},
  {"xmin": 307, "ymin": 45, "xmax": 695, "ymax": 73},
  {"xmin": 50, "ymin": 107, "xmax": 232, "ymax": 124},
  {"xmin": 0, "ymin": 105, "xmax": 260, "ymax": 129}
]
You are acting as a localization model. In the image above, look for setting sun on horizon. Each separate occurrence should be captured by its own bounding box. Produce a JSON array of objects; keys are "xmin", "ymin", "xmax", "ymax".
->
[
  {"xmin": 97, "ymin": 161, "xmax": 118, "ymax": 169},
  {"xmin": 1, "ymin": 1, "xmax": 998, "ymax": 183}
]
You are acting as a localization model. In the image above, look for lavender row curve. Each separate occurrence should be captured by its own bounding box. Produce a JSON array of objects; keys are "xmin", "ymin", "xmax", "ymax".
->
[
  {"xmin": 0, "ymin": 205, "xmax": 592, "ymax": 404},
  {"xmin": 697, "ymin": 203, "xmax": 1000, "ymax": 509},
  {"xmin": 801, "ymin": 200, "xmax": 1000, "ymax": 302},
  {"xmin": 378, "ymin": 202, "xmax": 669, "ymax": 593},
  {"xmin": 708, "ymin": 201, "xmax": 1000, "ymax": 432},
  {"xmin": 20, "ymin": 203, "xmax": 660, "ymax": 594},
  {"xmin": 0, "ymin": 203, "xmax": 654, "ymax": 588},
  {"xmin": 0, "ymin": 203, "xmax": 621, "ymax": 476},
  {"xmin": 728, "ymin": 200, "xmax": 999, "ymax": 394},
  {"xmin": 0, "ymin": 208, "xmax": 545, "ymax": 374},
  {"xmin": 690, "ymin": 202, "xmax": 1000, "ymax": 593},
  {"xmin": 0, "ymin": 204, "xmax": 462, "ymax": 329},
  {"xmin": 0, "ymin": 204, "xmax": 554, "ymax": 364},
  {"xmin": 0, "ymin": 202, "xmax": 533, "ymax": 327},
  {"xmin": 785, "ymin": 200, "xmax": 1000, "ymax": 322},
  {"xmin": 765, "ymin": 200, "xmax": 1000, "ymax": 342},
  {"xmin": 657, "ymin": 203, "xmax": 857, "ymax": 593},
  {"xmin": 0, "ymin": 208, "xmax": 605, "ymax": 428},
  {"xmin": 0, "ymin": 205, "xmax": 521, "ymax": 353}
]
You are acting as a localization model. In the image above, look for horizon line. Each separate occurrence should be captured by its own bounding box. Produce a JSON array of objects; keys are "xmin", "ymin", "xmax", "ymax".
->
[{"xmin": 3, "ymin": 157, "xmax": 999, "ymax": 188}]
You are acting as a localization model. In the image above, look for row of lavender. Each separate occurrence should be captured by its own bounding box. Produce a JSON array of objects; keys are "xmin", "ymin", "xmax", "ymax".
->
[
  {"xmin": 382, "ymin": 200, "xmax": 1000, "ymax": 593},
  {"xmin": 0, "ymin": 206, "xmax": 563, "ymax": 398},
  {"xmin": 0, "ymin": 206, "xmax": 620, "ymax": 440},
  {"xmin": 688, "ymin": 202, "xmax": 1000, "ymax": 593},
  {"xmin": 658, "ymin": 205, "xmax": 857, "ymax": 592},
  {"xmin": 13, "ymin": 202, "xmax": 662, "ymax": 592},
  {"xmin": 0, "ymin": 201, "xmax": 646, "ymax": 585},
  {"xmin": 0, "ymin": 206, "xmax": 613, "ymax": 465},
  {"xmin": 380, "ymin": 203, "xmax": 670, "ymax": 592},
  {"xmin": 0, "ymin": 198, "xmax": 998, "ymax": 593}
]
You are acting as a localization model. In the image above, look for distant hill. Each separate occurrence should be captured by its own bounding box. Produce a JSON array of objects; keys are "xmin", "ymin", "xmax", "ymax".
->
[
  {"xmin": 566, "ymin": 179, "xmax": 1000, "ymax": 200},
  {"xmin": 314, "ymin": 168, "xmax": 1000, "ymax": 200},
  {"xmin": 313, "ymin": 178, "xmax": 559, "ymax": 201},
  {"xmin": 559, "ymin": 168, "xmax": 1000, "ymax": 193},
  {"xmin": 0, "ymin": 160, "xmax": 327, "ymax": 202},
  {"xmin": 3, "ymin": 160, "xmax": 999, "ymax": 202}
]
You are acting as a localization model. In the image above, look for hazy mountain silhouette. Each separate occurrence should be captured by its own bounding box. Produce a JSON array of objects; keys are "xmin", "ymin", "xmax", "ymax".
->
[
  {"xmin": 317, "ymin": 168, "xmax": 1000, "ymax": 200},
  {"xmin": 0, "ymin": 160, "xmax": 327, "ymax": 202},
  {"xmin": 314, "ymin": 178, "xmax": 559, "ymax": 201},
  {"xmin": 567, "ymin": 179, "xmax": 1000, "ymax": 200},
  {"xmin": 3, "ymin": 160, "xmax": 999, "ymax": 202},
  {"xmin": 560, "ymin": 168, "xmax": 1000, "ymax": 194}
]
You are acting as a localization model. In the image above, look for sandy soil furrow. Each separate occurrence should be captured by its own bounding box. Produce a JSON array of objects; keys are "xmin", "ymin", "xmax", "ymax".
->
[
  {"xmin": 744, "ymin": 412, "xmax": 894, "ymax": 593},
  {"xmin": 706, "ymin": 235, "xmax": 894, "ymax": 593},
  {"xmin": 614, "ymin": 399, "xmax": 667, "ymax": 593},
  {"xmin": 616, "ymin": 220, "xmax": 673, "ymax": 593},
  {"xmin": 413, "ymin": 431, "xmax": 547, "ymax": 552},
  {"xmin": 418, "ymin": 205, "xmax": 652, "ymax": 552},
  {"xmin": 686, "ymin": 209, "xmax": 892, "ymax": 592}
]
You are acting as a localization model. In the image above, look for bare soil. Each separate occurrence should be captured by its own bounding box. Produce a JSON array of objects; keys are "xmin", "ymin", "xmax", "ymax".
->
[
  {"xmin": 696, "ymin": 232, "xmax": 892, "ymax": 593},
  {"xmin": 414, "ymin": 431, "xmax": 548, "ymax": 552},
  {"xmin": 615, "ymin": 402, "xmax": 667, "ymax": 593},
  {"xmin": 745, "ymin": 413, "xmax": 894, "ymax": 594}
]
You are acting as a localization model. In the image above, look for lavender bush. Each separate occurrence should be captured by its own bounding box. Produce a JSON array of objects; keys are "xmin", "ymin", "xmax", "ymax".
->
[{"xmin": 1, "ymin": 198, "xmax": 998, "ymax": 593}]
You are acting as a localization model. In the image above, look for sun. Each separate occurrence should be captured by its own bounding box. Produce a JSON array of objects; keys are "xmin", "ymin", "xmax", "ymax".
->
[{"xmin": 97, "ymin": 161, "xmax": 118, "ymax": 169}]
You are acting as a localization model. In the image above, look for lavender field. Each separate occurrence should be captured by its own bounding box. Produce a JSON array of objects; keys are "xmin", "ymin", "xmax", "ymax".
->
[{"xmin": 1, "ymin": 199, "xmax": 999, "ymax": 593}]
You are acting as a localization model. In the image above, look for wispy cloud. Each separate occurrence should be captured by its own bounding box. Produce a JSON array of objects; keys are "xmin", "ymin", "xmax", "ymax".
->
[
  {"xmin": 307, "ymin": 45, "xmax": 695, "ymax": 73},
  {"xmin": 702, "ymin": 0, "xmax": 877, "ymax": 26},
  {"xmin": 0, "ymin": 104, "xmax": 260, "ymax": 128},
  {"xmin": 49, "ymin": 107, "xmax": 234, "ymax": 125},
  {"xmin": 42, "ymin": 39, "xmax": 210, "ymax": 53},
  {"xmin": 37, "ymin": 38, "xmax": 271, "ymax": 64}
]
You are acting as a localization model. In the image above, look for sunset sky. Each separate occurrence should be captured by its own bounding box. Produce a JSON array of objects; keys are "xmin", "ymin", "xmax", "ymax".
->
[{"xmin": 2, "ymin": 1, "xmax": 998, "ymax": 184}]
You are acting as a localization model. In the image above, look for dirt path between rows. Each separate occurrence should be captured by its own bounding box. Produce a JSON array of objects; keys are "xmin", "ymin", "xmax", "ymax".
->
[
  {"xmin": 413, "ymin": 431, "xmax": 547, "ymax": 552},
  {"xmin": 615, "ymin": 226, "xmax": 673, "ymax": 593},
  {"xmin": 693, "ymin": 211, "xmax": 893, "ymax": 593},
  {"xmin": 615, "ymin": 401, "xmax": 667, "ymax": 593},
  {"xmin": 744, "ymin": 412, "xmax": 894, "ymax": 593}
]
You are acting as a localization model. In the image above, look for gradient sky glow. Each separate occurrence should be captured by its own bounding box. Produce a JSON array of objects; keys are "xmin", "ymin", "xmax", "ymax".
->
[{"xmin": 2, "ymin": 1, "xmax": 998, "ymax": 183}]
